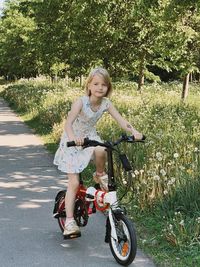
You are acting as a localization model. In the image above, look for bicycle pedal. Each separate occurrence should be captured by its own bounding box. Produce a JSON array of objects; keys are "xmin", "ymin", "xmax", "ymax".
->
[
  {"xmin": 63, "ymin": 232, "xmax": 81, "ymax": 239},
  {"xmin": 85, "ymin": 193, "xmax": 95, "ymax": 201}
]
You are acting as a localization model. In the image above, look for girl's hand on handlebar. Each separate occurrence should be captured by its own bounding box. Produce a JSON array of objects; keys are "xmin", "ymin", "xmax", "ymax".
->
[
  {"xmin": 75, "ymin": 137, "xmax": 85, "ymax": 146},
  {"xmin": 131, "ymin": 130, "xmax": 143, "ymax": 140}
]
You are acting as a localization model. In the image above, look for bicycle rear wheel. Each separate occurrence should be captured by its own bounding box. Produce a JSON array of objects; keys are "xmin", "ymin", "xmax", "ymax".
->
[
  {"xmin": 57, "ymin": 193, "xmax": 66, "ymax": 232},
  {"xmin": 109, "ymin": 212, "xmax": 137, "ymax": 266}
]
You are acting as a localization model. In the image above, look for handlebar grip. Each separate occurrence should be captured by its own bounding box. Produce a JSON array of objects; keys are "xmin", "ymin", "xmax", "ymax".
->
[
  {"xmin": 67, "ymin": 140, "xmax": 76, "ymax": 147},
  {"xmin": 141, "ymin": 135, "xmax": 146, "ymax": 141},
  {"xmin": 131, "ymin": 134, "xmax": 146, "ymax": 142},
  {"xmin": 67, "ymin": 137, "xmax": 90, "ymax": 147}
]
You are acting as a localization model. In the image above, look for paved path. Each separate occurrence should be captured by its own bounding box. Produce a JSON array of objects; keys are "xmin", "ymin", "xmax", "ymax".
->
[{"xmin": 0, "ymin": 97, "xmax": 156, "ymax": 267}]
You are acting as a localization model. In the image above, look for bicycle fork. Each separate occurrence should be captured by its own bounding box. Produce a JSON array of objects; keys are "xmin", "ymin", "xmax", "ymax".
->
[{"xmin": 86, "ymin": 187, "xmax": 121, "ymax": 242}]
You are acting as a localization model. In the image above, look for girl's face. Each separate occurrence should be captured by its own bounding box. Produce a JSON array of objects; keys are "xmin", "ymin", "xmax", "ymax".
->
[{"xmin": 88, "ymin": 74, "xmax": 108, "ymax": 98}]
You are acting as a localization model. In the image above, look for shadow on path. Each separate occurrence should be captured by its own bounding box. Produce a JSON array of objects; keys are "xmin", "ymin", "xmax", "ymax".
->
[{"xmin": 0, "ymin": 97, "xmax": 156, "ymax": 267}]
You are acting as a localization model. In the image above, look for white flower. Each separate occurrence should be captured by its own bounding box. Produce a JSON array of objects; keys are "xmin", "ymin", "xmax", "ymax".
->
[
  {"xmin": 153, "ymin": 175, "xmax": 160, "ymax": 181},
  {"xmin": 179, "ymin": 220, "xmax": 184, "ymax": 226},
  {"xmin": 167, "ymin": 177, "xmax": 175, "ymax": 186},
  {"xmin": 156, "ymin": 152, "xmax": 162, "ymax": 160},
  {"xmin": 196, "ymin": 217, "xmax": 200, "ymax": 224},
  {"xmin": 122, "ymin": 180, "xmax": 127, "ymax": 185},
  {"xmin": 194, "ymin": 147, "xmax": 198, "ymax": 152},
  {"xmin": 163, "ymin": 190, "xmax": 168, "ymax": 195},
  {"xmin": 131, "ymin": 173, "xmax": 136, "ymax": 178},
  {"xmin": 160, "ymin": 169, "xmax": 166, "ymax": 176},
  {"xmin": 134, "ymin": 170, "xmax": 139, "ymax": 175},
  {"xmin": 171, "ymin": 177, "xmax": 175, "ymax": 183},
  {"xmin": 179, "ymin": 165, "xmax": 185, "ymax": 170},
  {"xmin": 173, "ymin": 153, "xmax": 179, "ymax": 158}
]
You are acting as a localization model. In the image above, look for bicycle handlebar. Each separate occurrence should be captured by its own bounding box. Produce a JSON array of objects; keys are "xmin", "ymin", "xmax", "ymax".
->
[{"xmin": 67, "ymin": 134, "xmax": 146, "ymax": 148}]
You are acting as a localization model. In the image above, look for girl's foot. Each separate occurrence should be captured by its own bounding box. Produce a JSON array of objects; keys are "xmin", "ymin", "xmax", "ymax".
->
[
  {"xmin": 93, "ymin": 172, "xmax": 108, "ymax": 191},
  {"xmin": 63, "ymin": 219, "xmax": 81, "ymax": 238}
]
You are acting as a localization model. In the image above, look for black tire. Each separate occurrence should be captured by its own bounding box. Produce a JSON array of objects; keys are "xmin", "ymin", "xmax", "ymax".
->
[
  {"xmin": 57, "ymin": 194, "xmax": 66, "ymax": 233},
  {"xmin": 109, "ymin": 212, "xmax": 137, "ymax": 266}
]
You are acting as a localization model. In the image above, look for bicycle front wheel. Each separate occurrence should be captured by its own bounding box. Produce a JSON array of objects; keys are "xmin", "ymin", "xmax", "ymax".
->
[{"xmin": 109, "ymin": 212, "xmax": 137, "ymax": 266}]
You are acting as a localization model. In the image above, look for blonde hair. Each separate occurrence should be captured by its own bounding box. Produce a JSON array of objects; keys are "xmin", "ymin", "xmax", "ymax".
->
[{"xmin": 85, "ymin": 67, "xmax": 112, "ymax": 97}]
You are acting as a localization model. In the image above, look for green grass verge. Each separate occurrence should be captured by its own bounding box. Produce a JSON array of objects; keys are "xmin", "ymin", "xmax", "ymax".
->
[{"xmin": 1, "ymin": 79, "xmax": 200, "ymax": 266}]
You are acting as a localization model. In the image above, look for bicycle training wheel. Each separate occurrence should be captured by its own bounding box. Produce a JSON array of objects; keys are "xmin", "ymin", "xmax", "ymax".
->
[{"xmin": 109, "ymin": 212, "xmax": 137, "ymax": 266}]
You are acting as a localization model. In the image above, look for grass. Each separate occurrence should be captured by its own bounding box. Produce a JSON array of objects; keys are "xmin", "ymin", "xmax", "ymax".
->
[{"xmin": 1, "ymin": 78, "xmax": 200, "ymax": 266}]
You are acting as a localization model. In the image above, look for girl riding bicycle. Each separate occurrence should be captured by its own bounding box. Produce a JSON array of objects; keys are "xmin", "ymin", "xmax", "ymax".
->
[{"xmin": 53, "ymin": 67, "xmax": 143, "ymax": 238}]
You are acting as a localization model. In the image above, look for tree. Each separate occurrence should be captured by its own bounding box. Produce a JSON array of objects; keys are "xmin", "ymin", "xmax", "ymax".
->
[
  {"xmin": 162, "ymin": 1, "xmax": 200, "ymax": 100},
  {"xmin": 0, "ymin": 3, "xmax": 38, "ymax": 79}
]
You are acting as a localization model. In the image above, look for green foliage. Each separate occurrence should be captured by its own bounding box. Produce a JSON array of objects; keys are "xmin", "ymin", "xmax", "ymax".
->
[
  {"xmin": 0, "ymin": 6, "xmax": 38, "ymax": 79},
  {"xmin": 0, "ymin": 0, "xmax": 200, "ymax": 86}
]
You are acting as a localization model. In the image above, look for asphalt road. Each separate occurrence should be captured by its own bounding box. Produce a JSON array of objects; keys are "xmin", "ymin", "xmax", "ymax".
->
[{"xmin": 0, "ymin": 97, "xmax": 156, "ymax": 267}]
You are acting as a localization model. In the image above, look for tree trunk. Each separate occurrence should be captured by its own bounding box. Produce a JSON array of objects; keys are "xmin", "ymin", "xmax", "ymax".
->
[
  {"xmin": 138, "ymin": 67, "xmax": 144, "ymax": 92},
  {"xmin": 79, "ymin": 75, "xmax": 82, "ymax": 87},
  {"xmin": 137, "ymin": 54, "xmax": 145, "ymax": 92},
  {"xmin": 189, "ymin": 72, "xmax": 193, "ymax": 82},
  {"xmin": 181, "ymin": 73, "xmax": 190, "ymax": 101}
]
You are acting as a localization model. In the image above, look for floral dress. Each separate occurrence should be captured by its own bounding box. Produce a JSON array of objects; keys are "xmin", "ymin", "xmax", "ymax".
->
[{"xmin": 53, "ymin": 95, "xmax": 110, "ymax": 173}]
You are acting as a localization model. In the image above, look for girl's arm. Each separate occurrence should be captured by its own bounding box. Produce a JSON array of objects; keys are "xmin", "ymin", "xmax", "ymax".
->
[
  {"xmin": 64, "ymin": 98, "xmax": 83, "ymax": 142},
  {"xmin": 108, "ymin": 102, "xmax": 143, "ymax": 139}
]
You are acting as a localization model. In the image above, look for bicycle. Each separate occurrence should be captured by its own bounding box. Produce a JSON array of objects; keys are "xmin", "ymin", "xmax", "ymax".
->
[{"xmin": 53, "ymin": 133, "xmax": 145, "ymax": 266}]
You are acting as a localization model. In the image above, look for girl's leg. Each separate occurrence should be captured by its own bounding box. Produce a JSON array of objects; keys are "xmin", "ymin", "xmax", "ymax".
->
[
  {"xmin": 93, "ymin": 146, "xmax": 108, "ymax": 191},
  {"xmin": 64, "ymin": 173, "xmax": 80, "ymax": 236},
  {"xmin": 65, "ymin": 173, "xmax": 79, "ymax": 219},
  {"xmin": 94, "ymin": 146, "xmax": 107, "ymax": 174}
]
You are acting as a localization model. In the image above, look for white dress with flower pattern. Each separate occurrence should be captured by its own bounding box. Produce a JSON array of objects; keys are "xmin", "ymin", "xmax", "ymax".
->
[{"xmin": 53, "ymin": 95, "xmax": 110, "ymax": 173}]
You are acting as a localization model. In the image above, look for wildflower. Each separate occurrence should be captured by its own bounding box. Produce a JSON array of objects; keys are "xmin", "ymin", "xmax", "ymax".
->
[
  {"xmin": 142, "ymin": 180, "xmax": 147, "ymax": 185},
  {"xmin": 134, "ymin": 170, "xmax": 139, "ymax": 176},
  {"xmin": 167, "ymin": 178, "xmax": 175, "ymax": 186},
  {"xmin": 194, "ymin": 147, "xmax": 198, "ymax": 152},
  {"xmin": 160, "ymin": 169, "xmax": 166, "ymax": 176},
  {"xmin": 171, "ymin": 177, "xmax": 175, "ymax": 183},
  {"xmin": 122, "ymin": 179, "xmax": 127, "ymax": 185},
  {"xmin": 153, "ymin": 175, "xmax": 160, "ymax": 181},
  {"xmin": 179, "ymin": 165, "xmax": 185, "ymax": 171},
  {"xmin": 163, "ymin": 190, "xmax": 168, "ymax": 195},
  {"xmin": 196, "ymin": 217, "xmax": 200, "ymax": 224},
  {"xmin": 179, "ymin": 220, "xmax": 184, "ymax": 226},
  {"xmin": 156, "ymin": 152, "xmax": 162, "ymax": 159},
  {"xmin": 173, "ymin": 153, "xmax": 179, "ymax": 159},
  {"xmin": 131, "ymin": 173, "xmax": 136, "ymax": 178}
]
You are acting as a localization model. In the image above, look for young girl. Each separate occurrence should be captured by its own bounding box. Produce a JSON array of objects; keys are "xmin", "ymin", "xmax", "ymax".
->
[{"xmin": 54, "ymin": 67, "xmax": 143, "ymax": 238}]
